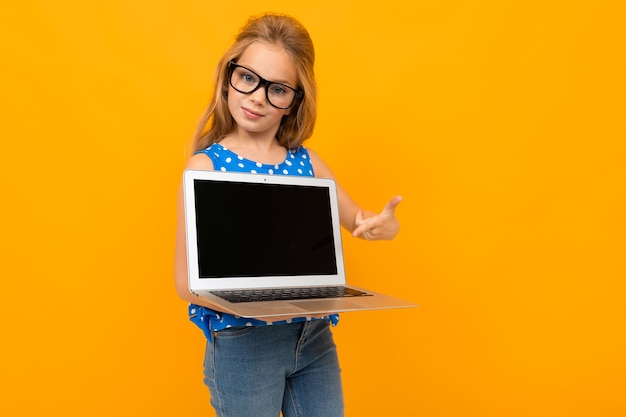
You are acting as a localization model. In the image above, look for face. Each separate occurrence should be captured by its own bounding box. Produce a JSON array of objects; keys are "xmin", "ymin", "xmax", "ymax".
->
[{"xmin": 227, "ymin": 42, "xmax": 299, "ymax": 138}]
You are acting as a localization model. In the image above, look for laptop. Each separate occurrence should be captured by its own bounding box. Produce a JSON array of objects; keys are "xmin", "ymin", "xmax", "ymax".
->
[{"xmin": 183, "ymin": 169, "xmax": 418, "ymax": 318}]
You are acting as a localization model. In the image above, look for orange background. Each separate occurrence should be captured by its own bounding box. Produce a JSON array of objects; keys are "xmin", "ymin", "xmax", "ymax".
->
[{"xmin": 2, "ymin": 1, "xmax": 625, "ymax": 416}]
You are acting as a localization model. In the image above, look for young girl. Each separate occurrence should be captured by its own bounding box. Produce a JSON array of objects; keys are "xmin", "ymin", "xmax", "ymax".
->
[{"xmin": 174, "ymin": 13, "xmax": 402, "ymax": 417}]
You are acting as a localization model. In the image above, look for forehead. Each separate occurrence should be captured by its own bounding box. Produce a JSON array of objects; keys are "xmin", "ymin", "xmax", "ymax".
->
[{"xmin": 237, "ymin": 42, "xmax": 298, "ymax": 85}]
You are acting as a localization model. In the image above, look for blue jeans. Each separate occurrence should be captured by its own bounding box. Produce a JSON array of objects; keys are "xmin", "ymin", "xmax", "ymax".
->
[{"xmin": 203, "ymin": 320, "xmax": 344, "ymax": 417}]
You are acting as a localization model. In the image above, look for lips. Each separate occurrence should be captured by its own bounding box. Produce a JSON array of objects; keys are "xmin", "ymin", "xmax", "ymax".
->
[{"xmin": 242, "ymin": 107, "xmax": 263, "ymax": 119}]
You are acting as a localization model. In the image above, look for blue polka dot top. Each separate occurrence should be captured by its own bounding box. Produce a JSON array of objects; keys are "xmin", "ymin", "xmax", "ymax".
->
[
  {"xmin": 206, "ymin": 142, "xmax": 315, "ymax": 176},
  {"xmin": 188, "ymin": 143, "xmax": 340, "ymax": 342}
]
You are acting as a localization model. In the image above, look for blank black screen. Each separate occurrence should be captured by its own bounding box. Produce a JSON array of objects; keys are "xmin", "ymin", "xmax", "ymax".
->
[{"xmin": 193, "ymin": 179, "xmax": 338, "ymax": 278}]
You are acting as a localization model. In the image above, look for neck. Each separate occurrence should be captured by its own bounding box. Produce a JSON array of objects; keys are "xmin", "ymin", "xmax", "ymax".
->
[
  {"xmin": 226, "ymin": 130, "xmax": 277, "ymax": 150},
  {"xmin": 220, "ymin": 130, "xmax": 287, "ymax": 165}
]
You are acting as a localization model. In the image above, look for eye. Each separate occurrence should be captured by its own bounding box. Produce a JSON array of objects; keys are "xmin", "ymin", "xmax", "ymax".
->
[
  {"xmin": 269, "ymin": 84, "xmax": 288, "ymax": 96},
  {"xmin": 236, "ymin": 68, "xmax": 258, "ymax": 84}
]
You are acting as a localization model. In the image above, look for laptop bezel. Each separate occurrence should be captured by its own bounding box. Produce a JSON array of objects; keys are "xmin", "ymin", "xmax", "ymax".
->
[{"xmin": 183, "ymin": 169, "xmax": 347, "ymax": 291}]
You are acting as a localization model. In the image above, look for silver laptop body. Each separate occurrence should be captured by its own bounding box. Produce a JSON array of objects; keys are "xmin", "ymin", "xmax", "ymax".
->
[{"xmin": 183, "ymin": 169, "xmax": 417, "ymax": 318}]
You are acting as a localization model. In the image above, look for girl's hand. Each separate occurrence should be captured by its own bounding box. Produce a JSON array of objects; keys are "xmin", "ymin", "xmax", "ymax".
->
[{"xmin": 352, "ymin": 196, "xmax": 402, "ymax": 241}]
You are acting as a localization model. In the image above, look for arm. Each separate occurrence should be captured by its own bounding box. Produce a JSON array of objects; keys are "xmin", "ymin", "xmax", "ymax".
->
[
  {"xmin": 308, "ymin": 149, "xmax": 401, "ymax": 241},
  {"xmin": 174, "ymin": 153, "xmax": 225, "ymax": 308}
]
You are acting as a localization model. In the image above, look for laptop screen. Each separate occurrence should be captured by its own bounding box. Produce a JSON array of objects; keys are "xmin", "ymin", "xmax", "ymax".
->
[{"xmin": 193, "ymin": 179, "xmax": 338, "ymax": 279}]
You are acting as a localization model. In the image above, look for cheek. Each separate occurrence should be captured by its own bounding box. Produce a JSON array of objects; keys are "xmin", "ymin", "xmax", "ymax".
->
[
  {"xmin": 275, "ymin": 108, "xmax": 292, "ymax": 121},
  {"xmin": 227, "ymin": 88, "xmax": 239, "ymax": 111}
]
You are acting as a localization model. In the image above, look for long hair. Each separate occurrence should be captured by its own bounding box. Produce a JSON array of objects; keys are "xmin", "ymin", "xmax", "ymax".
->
[{"xmin": 192, "ymin": 13, "xmax": 317, "ymax": 152}]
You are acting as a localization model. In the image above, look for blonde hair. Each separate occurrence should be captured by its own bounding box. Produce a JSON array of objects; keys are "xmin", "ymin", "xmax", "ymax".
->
[{"xmin": 192, "ymin": 13, "xmax": 317, "ymax": 152}]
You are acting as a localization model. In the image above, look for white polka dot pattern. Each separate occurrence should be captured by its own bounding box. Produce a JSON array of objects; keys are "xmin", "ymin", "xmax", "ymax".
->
[{"xmin": 196, "ymin": 143, "xmax": 315, "ymax": 177}]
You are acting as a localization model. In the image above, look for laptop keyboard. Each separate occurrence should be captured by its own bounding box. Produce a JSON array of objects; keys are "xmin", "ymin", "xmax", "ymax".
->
[{"xmin": 210, "ymin": 286, "xmax": 371, "ymax": 303}]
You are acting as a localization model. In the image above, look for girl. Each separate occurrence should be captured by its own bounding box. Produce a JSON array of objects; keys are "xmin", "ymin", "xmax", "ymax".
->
[{"xmin": 174, "ymin": 13, "xmax": 402, "ymax": 417}]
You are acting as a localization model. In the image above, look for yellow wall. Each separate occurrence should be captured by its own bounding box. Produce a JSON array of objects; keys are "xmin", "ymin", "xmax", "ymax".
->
[{"xmin": 2, "ymin": 1, "xmax": 625, "ymax": 416}]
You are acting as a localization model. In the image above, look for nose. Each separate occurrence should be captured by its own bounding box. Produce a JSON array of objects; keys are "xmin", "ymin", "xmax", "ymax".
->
[{"xmin": 249, "ymin": 84, "xmax": 267, "ymax": 105}]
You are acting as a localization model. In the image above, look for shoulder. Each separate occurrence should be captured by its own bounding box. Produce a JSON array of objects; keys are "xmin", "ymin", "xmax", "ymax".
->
[
  {"xmin": 306, "ymin": 148, "xmax": 335, "ymax": 179},
  {"xmin": 185, "ymin": 152, "xmax": 214, "ymax": 171}
]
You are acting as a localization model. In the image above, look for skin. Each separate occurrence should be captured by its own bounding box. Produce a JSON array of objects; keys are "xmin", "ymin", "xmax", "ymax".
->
[{"xmin": 174, "ymin": 42, "xmax": 402, "ymax": 321}]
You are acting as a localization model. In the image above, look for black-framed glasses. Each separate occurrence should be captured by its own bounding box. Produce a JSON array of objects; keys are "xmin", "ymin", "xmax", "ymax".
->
[{"xmin": 228, "ymin": 61, "xmax": 303, "ymax": 110}]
